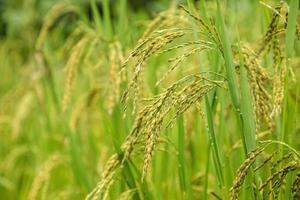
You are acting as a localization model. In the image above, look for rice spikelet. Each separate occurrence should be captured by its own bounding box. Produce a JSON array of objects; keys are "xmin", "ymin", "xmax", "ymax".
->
[
  {"xmin": 292, "ymin": 172, "xmax": 300, "ymax": 199},
  {"xmin": 62, "ymin": 37, "xmax": 89, "ymax": 112}
]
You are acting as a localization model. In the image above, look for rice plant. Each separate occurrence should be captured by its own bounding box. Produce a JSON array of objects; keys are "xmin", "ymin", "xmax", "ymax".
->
[{"xmin": 0, "ymin": 0, "xmax": 299, "ymax": 200}]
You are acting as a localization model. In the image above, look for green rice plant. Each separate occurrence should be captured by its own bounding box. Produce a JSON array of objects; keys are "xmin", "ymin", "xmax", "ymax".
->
[
  {"xmin": 87, "ymin": 73, "xmax": 224, "ymax": 199},
  {"xmin": 0, "ymin": 0, "xmax": 300, "ymax": 199},
  {"xmin": 186, "ymin": 1, "xmax": 227, "ymax": 197},
  {"xmin": 85, "ymin": 1, "xmax": 300, "ymax": 199}
]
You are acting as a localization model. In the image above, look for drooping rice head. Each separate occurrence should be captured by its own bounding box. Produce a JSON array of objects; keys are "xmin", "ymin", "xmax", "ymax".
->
[
  {"xmin": 62, "ymin": 25, "xmax": 124, "ymax": 114},
  {"xmin": 28, "ymin": 155, "xmax": 64, "ymax": 200},
  {"xmin": 230, "ymin": 141, "xmax": 300, "ymax": 200},
  {"xmin": 120, "ymin": 5, "xmax": 221, "ymax": 117},
  {"xmin": 86, "ymin": 74, "xmax": 224, "ymax": 200},
  {"xmin": 231, "ymin": 1, "xmax": 300, "ymax": 133},
  {"xmin": 36, "ymin": 2, "xmax": 78, "ymax": 51}
]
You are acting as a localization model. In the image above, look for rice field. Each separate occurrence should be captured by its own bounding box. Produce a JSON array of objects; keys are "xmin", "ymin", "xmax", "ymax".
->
[{"xmin": 0, "ymin": 0, "xmax": 300, "ymax": 199}]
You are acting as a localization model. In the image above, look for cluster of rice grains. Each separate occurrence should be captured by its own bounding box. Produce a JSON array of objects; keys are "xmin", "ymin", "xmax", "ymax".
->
[
  {"xmin": 230, "ymin": 2, "xmax": 300, "ymax": 199},
  {"xmin": 233, "ymin": 1, "xmax": 300, "ymax": 133},
  {"xmin": 87, "ymin": 74, "xmax": 224, "ymax": 200},
  {"xmin": 58, "ymin": 28, "xmax": 127, "ymax": 126},
  {"xmin": 87, "ymin": 5, "xmax": 227, "ymax": 200},
  {"xmin": 230, "ymin": 141, "xmax": 300, "ymax": 200},
  {"xmin": 234, "ymin": 45, "xmax": 274, "ymax": 131},
  {"xmin": 62, "ymin": 25, "xmax": 113, "ymax": 113},
  {"xmin": 85, "ymin": 1, "xmax": 300, "ymax": 199},
  {"xmin": 35, "ymin": 2, "xmax": 118, "ymax": 115}
]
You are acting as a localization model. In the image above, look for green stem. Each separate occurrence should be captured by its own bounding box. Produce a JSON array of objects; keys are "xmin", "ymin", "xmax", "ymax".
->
[
  {"xmin": 216, "ymin": 0, "xmax": 240, "ymax": 110},
  {"xmin": 205, "ymin": 96, "xmax": 224, "ymax": 187},
  {"xmin": 203, "ymin": 142, "xmax": 211, "ymax": 200},
  {"xmin": 102, "ymin": 0, "xmax": 113, "ymax": 38},
  {"xmin": 177, "ymin": 115, "xmax": 187, "ymax": 199},
  {"xmin": 90, "ymin": 0, "xmax": 102, "ymax": 34}
]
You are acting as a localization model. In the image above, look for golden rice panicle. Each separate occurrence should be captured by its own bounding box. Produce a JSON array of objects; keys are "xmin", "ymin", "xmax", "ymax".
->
[
  {"xmin": 292, "ymin": 172, "xmax": 300, "ymax": 199},
  {"xmin": 230, "ymin": 147, "xmax": 264, "ymax": 200},
  {"xmin": 117, "ymin": 76, "xmax": 222, "ymax": 181},
  {"xmin": 268, "ymin": 163, "xmax": 295, "ymax": 199},
  {"xmin": 101, "ymin": 154, "xmax": 120, "ymax": 187},
  {"xmin": 28, "ymin": 155, "xmax": 63, "ymax": 200},
  {"xmin": 89, "ymin": 124, "xmax": 143, "ymax": 200},
  {"xmin": 62, "ymin": 37, "xmax": 89, "ymax": 112},
  {"xmin": 167, "ymin": 78, "xmax": 218, "ymax": 128},
  {"xmin": 230, "ymin": 141, "xmax": 299, "ymax": 200},
  {"xmin": 255, "ymin": 150, "xmax": 300, "ymax": 199},
  {"xmin": 132, "ymin": 65, "xmax": 145, "ymax": 116},
  {"xmin": 69, "ymin": 97, "xmax": 85, "ymax": 131},
  {"xmin": 241, "ymin": 47, "xmax": 273, "ymax": 131},
  {"xmin": 179, "ymin": 5, "xmax": 222, "ymax": 50},
  {"xmin": 253, "ymin": 151, "xmax": 277, "ymax": 172},
  {"xmin": 296, "ymin": 23, "xmax": 300, "ymax": 40},
  {"xmin": 141, "ymin": 114, "xmax": 165, "ymax": 178},
  {"xmin": 86, "ymin": 154, "xmax": 120, "ymax": 200},
  {"xmin": 83, "ymin": 38, "xmax": 100, "ymax": 65},
  {"xmin": 256, "ymin": 2, "xmax": 284, "ymax": 56},
  {"xmin": 121, "ymin": 62, "xmax": 142, "ymax": 115},
  {"xmin": 271, "ymin": 152, "xmax": 293, "ymax": 171},
  {"xmin": 119, "ymin": 189, "xmax": 137, "ymax": 200},
  {"xmin": 36, "ymin": 3, "xmax": 76, "ymax": 50},
  {"xmin": 156, "ymin": 44, "xmax": 212, "ymax": 86},
  {"xmin": 271, "ymin": 35, "xmax": 285, "ymax": 118},
  {"xmin": 179, "ymin": 4, "xmax": 210, "ymax": 30},
  {"xmin": 12, "ymin": 93, "xmax": 33, "ymax": 139},
  {"xmin": 138, "ymin": 7, "xmax": 177, "ymax": 43},
  {"xmin": 121, "ymin": 108, "xmax": 147, "ymax": 162},
  {"xmin": 119, "ymin": 6, "xmax": 186, "ymax": 75},
  {"xmin": 115, "ymin": 42, "xmax": 126, "ymax": 82},
  {"xmin": 141, "ymin": 86, "xmax": 176, "ymax": 180},
  {"xmin": 141, "ymin": 76, "xmax": 222, "ymax": 180},
  {"xmin": 108, "ymin": 42, "xmax": 122, "ymax": 114},
  {"xmin": 121, "ymin": 30, "xmax": 185, "ymax": 110},
  {"xmin": 121, "ymin": 15, "xmax": 185, "ymax": 72},
  {"xmin": 156, "ymin": 40, "xmax": 212, "ymax": 56},
  {"xmin": 142, "ymin": 120, "xmax": 161, "ymax": 181},
  {"xmin": 259, "ymin": 161, "xmax": 300, "ymax": 194}
]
